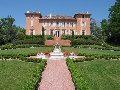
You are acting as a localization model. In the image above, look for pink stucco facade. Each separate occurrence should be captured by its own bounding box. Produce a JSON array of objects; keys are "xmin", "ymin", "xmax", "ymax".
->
[{"xmin": 25, "ymin": 11, "xmax": 91, "ymax": 36}]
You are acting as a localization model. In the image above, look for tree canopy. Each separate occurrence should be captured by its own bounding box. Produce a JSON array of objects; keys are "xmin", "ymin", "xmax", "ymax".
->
[
  {"xmin": 0, "ymin": 16, "xmax": 25, "ymax": 45},
  {"xmin": 101, "ymin": 0, "xmax": 120, "ymax": 45}
]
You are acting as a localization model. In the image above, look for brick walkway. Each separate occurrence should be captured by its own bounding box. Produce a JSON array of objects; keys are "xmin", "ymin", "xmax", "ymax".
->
[{"xmin": 38, "ymin": 59, "xmax": 75, "ymax": 90}]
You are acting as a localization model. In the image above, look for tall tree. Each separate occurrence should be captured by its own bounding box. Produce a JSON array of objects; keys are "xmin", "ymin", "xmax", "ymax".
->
[
  {"xmin": 0, "ymin": 16, "xmax": 16, "ymax": 43},
  {"xmin": 42, "ymin": 26, "xmax": 45, "ymax": 41},
  {"xmin": 107, "ymin": 0, "xmax": 120, "ymax": 45},
  {"xmin": 90, "ymin": 18, "xmax": 97, "ymax": 35},
  {"xmin": 71, "ymin": 30, "xmax": 74, "ymax": 46},
  {"xmin": 100, "ymin": 19, "xmax": 109, "ymax": 40},
  {"xmin": 90, "ymin": 18, "xmax": 103, "ymax": 41}
]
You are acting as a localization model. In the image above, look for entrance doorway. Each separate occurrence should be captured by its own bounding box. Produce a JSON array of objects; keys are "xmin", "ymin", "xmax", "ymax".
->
[{"xmin": 55, "ymin": 30, "xmax": 60, "ymax": 37}]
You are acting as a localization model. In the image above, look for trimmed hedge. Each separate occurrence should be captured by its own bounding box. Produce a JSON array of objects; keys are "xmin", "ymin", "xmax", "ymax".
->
[
  {"xmin": 66, "ymin": 58, "xmax": 91, "ymax": 90},
  {"xmin": 0, "ymin": 53, "xmax": 45, "ymax": 63},
  {"xmin": 61, "ymin": 35, "xmax": 101, "ymax": 45},
  {"xmin": 0, "ymin": 44, "xmax": 53, "ymax": 50},
  {"xmin": 13, "ymin": 39, "xmax": 44, "ymax": 45},
  {"xmin": 45, "ymin": 35, "xmax": 54, "ymax": 40},
  {"xmin": 22, "ymin": 60, "xmax": 47, "ymax": 90},
  {"xmin": 73, "ymin": 45, "xmax": 120, "ymax": 51},
  {"xmin": 73, "ymin": 54, "xmax": 120, "ymax": 62}
]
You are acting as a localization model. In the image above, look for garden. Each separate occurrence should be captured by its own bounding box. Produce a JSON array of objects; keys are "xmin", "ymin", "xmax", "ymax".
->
[{"xmin": 0, "ymin": 45, "xmax": 120, "ymax": 90}]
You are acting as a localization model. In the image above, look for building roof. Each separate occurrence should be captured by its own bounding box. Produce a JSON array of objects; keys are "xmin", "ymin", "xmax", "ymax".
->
[
  {"xmin": 41, "ymin": 15, "xmax": 75, "ymax": 19},
  {"xmin": 75, "ymin": 12, "xmax": 92, "ymax": 15}
]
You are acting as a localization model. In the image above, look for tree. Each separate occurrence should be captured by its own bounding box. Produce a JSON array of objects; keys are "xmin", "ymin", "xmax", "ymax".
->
[
  {"xmin": 0, "ymin": 16, "xmax": 16, "ymax": 43},
  {"xmin": 100, "ymin": 19, "xmax": 109, "ymax": 40},
  {"xmin": 0, "ymin": 16, "xmax": 25, "ymax": 45},
  {"xmin": 42, "ymin": 26, "xmax": 44, "ymax": 38},
  {"xmin": 90, "ymin": 18, "xmax": 103, "ymax": 42},
  {"xmin": 90, "ymin": 18, "xmax": 97, "ymax": 35},
  {"xmin": 71, "ymin": 30, "xmax": 74, "ymax": 46},
  {"xmin": 108, "ymin": 0, "xmax": 120, "ymax": 45}
]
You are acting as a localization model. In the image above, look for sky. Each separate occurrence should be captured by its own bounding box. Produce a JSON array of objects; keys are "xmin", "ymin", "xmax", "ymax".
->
[{"xmin": 0, "ymin": 0, "xmax": 116, "ymax": 28}]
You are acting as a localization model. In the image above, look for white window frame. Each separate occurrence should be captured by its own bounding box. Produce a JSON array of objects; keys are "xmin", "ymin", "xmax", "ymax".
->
[
  {"xmin": 53, "ymin": 22, "xmax": 56, "ymax": 26},
  {"xmin": 42, "ymin": 21, "xmax": 47, "ymax": 26},
  {"xmin": 81, "ymin": 21, "xmax": 86, "ymax": 27},
  {"xmin": 81, "ymin": 30, "xmax": 86, "ymax": 35},
  {"xmin": 56, "ymin": 21, "xmax": 59, "ymax": 26},
  {"xmin": 29, "ymin": 29, "xmax": 35, "ymax": 35},
  {"xmin": 49, "ymin": 21, "xmax": 53, "ymax": 26}
]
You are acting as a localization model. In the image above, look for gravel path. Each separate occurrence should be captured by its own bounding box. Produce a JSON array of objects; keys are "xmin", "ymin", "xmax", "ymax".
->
[{"xmin": 38, "ymin": 59, "xmax": 75, "ymax": 90}]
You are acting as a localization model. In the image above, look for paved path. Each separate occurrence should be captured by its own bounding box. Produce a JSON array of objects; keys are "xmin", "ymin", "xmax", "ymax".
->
[{"xmin": 38, "ymin": 59, "xmax": 75, "ymax": 90}]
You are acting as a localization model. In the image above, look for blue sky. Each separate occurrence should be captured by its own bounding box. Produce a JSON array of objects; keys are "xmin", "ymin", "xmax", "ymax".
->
[{"xmin": 0, "ymin": 0, "xmax": 116, "ymax": 28}]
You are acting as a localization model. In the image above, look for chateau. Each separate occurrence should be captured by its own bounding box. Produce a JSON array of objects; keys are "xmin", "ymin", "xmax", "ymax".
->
[{"xmin": 25, "ymin": 11, "xmax": 91, "ymax": 37}]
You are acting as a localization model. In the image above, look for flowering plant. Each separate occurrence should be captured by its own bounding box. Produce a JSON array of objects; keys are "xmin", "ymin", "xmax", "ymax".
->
[
  {"xmin": 63, "ymin": 50, "xmax": 70, "ymax": 56},
  {"xmin": 74, "ymin": 51, "xmax": 78, "ymax": 56},
  {"xmin": 44, "ymin": 51, "xmax": 51, "ymax": 56},
  {"xmin": 36, "ymin": 51, "xmax": 42, "ymax": 55}
]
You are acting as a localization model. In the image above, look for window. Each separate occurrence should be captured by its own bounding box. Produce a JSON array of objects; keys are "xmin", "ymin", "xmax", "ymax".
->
[
  {"xmin": 53, "ymin": 22, "xmax": 56, "ymax": 26},
  {"xmin": 42, "ymin": 21, "xmax": 47, "ymax": 26},
  {"xmin": 30, "ymin": 14, "xmax": 34, "ymax": 18},
  {"xmin": 30, "ymin": 20, "xmax": 33, "ymax": 27},
  {"xmin": 82, "ymin": 30, "xmax": 85, "ymax": 35},
  {"xmin": 81, "ymin": 21, "xmax": 86, "ymax": 27},
  {"xmin": 70, "ymin": 22, "xmax": 74, "ymax": 27},
  {"xmin": 62, "ymin": 30, "xmax": 65, "ymax": 35},
  {"xmin": 49, "ymin": 21, "xmax": 53, "ymax": 26},
  {"xmin": 51, "ymin": 21, "xmax": 53, "ymax": 26},
  {"xmin": 56, "ymin": 21, "xmax": 59, "ymax": 26},
  {"xmin": 30, "ymin": 30, "xmax": 35, "ymax": 35},
  {"xmin": 82, "ymin": 15, "xmax": 85, "ymax": 18},
  {"xmin": 62, "ymin": 22, "xmax": 65, "ymax": 27},
  {"xmin": 50, "ymin": 30, "xmax": 53, "ymax": 35}
]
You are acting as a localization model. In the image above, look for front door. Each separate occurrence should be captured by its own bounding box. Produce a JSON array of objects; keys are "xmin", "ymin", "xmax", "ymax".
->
[{"xmin": 56, "ymin": 31, "xmax": 60, "ymax": 37}]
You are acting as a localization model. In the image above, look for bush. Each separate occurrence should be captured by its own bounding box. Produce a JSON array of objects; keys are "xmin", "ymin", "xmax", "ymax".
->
[
  {"xmin": 45, "ymin": 35, "xmax": 54, "ymax": 40},
  {"xmin": 12, "ymin": 39, "xmax": 44, "ymax": 45},
  {"xmin": 61, "ymin": 35, "xmax": 101, "ymax": 45},
  {"xmin": 22, "ymin": 60, "xmax": 47, "ymax": 90},
  {"xmin": 66, "ymin": 58, "xmax": 91, "ymax": 90}
]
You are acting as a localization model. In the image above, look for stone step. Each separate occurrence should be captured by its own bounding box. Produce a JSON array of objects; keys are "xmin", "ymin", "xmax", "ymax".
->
[{"xmin": 45, "ymin": 36, "xmax": 71, "ymax": 46}]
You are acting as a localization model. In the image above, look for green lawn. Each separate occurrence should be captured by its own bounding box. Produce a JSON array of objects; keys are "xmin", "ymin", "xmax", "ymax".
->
[
  {"xmin": 0, "ymin": 60, "xmax": 40, "ymax": 90},
  {"xmin": 0, "ymin": 47, "xmax": 54, "ymax": 54},
  {"xmin": 62, "ymin": 47, "xmax": 120, "ymax": 55},
  {"xmin": 75, "ymin": 60, "xmax": 120, "ymax": 90}
]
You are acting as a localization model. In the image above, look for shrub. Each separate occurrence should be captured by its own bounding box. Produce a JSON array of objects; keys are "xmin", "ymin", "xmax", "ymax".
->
[
  {"xmin": 22, "ymin": 60, "xmax": 47, "ymax": 90},
  {"xmin": 45, "ymin": 35, "xmax": 54, "ymax": 40},
  {"xmin": 66, "ymin": 58, "xmax": 91, "ymax": 90}
]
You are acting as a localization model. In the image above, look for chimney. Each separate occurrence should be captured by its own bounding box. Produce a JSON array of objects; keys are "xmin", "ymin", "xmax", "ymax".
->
[
  {"xmin": 49, "ymin": 14, "xmax": 52, "ymax": 18},
  {"xmin": 27, "ymin": 11, "xmax": 30, "ymax": 13}
]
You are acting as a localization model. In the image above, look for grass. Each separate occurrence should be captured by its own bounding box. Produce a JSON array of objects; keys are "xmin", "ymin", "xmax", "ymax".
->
[
  {"xmin": 61, "ymin": 47, "xmax": 120, "ymax": 55},
  {"xmin": 75, "ymin": 60, "xmax": 120, "ymax": 90},
  {"xmin": 0, "ymin": 47, "xmax": 54, "ymax": 55},
  {"xmin": 0, "ymin": 60, "xmax": 40, "ymax": 90}
]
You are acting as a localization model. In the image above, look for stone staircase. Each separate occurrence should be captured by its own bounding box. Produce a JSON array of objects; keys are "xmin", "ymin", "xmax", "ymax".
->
[{"xmin": 45, "ymin": 37, "xmax": 71, "ymax": 46}]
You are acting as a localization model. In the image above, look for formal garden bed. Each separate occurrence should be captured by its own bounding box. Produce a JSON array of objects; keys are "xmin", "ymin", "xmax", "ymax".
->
[
  {"xmin": 0, "ymin": 60, "xmax": 46, "ymax": 90},
  {"xmin": 75, "ymin": 59, "xmax": 120, "ymax": 90},
  {"xmin": 0, "ymin": 46, "xmax": 120, "ymax": 90}
]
